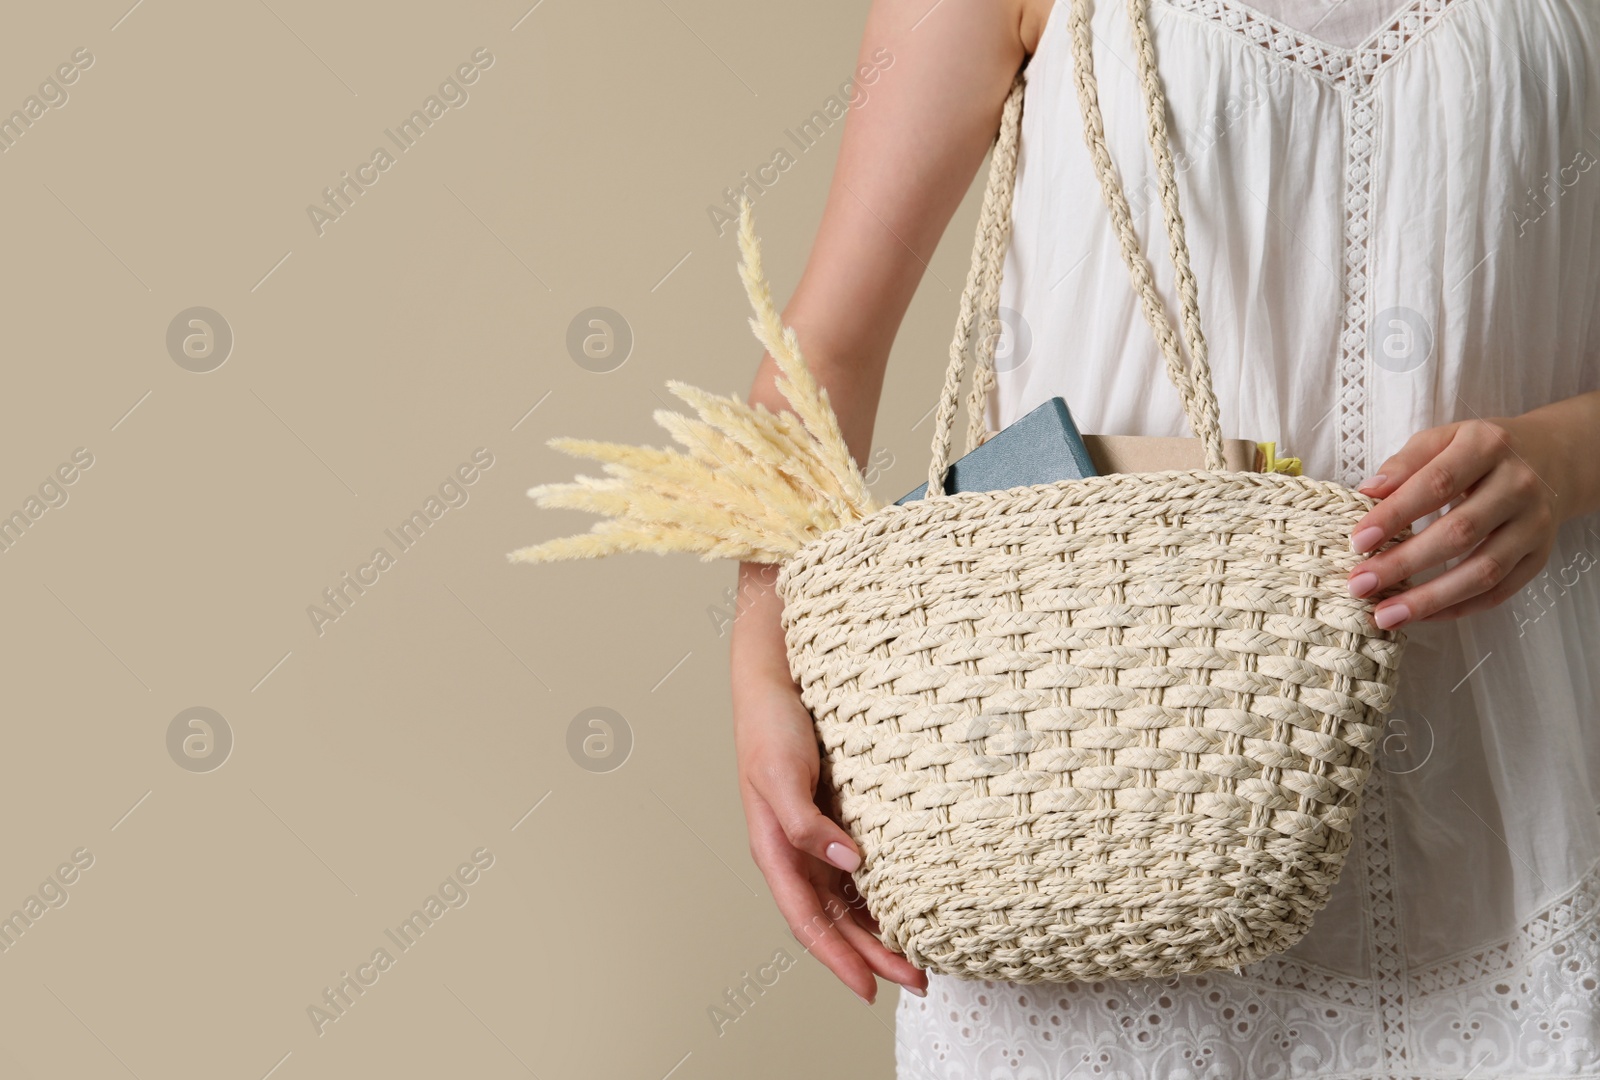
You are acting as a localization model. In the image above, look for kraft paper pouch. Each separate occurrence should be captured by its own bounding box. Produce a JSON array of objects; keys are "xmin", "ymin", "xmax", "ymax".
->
[{"xmin": 1081, "ymin": 434, "xmax": 1265, "ymax": 474}]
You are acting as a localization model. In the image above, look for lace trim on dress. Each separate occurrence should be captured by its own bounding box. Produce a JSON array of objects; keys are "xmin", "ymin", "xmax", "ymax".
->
[
  {"xmin": 1252, "ymin": 863, "xmax": 1600, "ymax": 998},
  {"xmin": 1158, "ymin": 0, "xmax": 1469, "ymax": 484},
  {"xmin": 1240, "ymin": 767, "xmax": 1412, "ymax": 1063},
  {"xmin": 1410, "ymin": 865, "xmax": 1600, "ymax": 996},
  {"xmin": 1335, "ymin": 90, "xmax": 1380, "ymax": 487},
  {"xmin": 897, "ymin": 855, "xmax": 1600, "ymax": 1079},
  {"xmin": 1160, "ymin": 0, "xmax": 1466, "ymax": 91},
  {"xmin": 1364, "ymin": 764, "xmax": 1412, "ymax": 1069}
]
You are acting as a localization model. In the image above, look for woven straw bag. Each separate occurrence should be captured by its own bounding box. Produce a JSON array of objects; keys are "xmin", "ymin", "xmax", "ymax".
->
[{"xmin": 772, "ymin": 0, "xmax": 1408, "ymax": 982}]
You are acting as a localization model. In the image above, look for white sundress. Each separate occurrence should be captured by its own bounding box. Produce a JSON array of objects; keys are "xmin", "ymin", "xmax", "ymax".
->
[{"xmin": 895, "ymin": 1, "xmax": 1600, "ymax": 1078}]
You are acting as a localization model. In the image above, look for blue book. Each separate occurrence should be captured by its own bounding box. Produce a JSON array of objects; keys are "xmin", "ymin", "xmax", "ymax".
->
[{"xmin": 896, "ymin": 397, "xmax": 1098, "ymax": 504}]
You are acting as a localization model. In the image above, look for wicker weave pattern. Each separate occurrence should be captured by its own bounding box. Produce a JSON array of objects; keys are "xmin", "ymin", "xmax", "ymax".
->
[
  {"xmin": 774, "ymin": 0, "xmax": 1407, "ymax": 982},
  {"xmin": 777, "ymin": 472, "xmax": 1405, "ymax": 981}
]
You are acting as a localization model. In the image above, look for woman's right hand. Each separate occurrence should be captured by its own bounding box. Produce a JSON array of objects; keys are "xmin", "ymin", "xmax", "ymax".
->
[{"xmin": 730, "ymin": 562, "xmax": 928, "ymax": 1004}]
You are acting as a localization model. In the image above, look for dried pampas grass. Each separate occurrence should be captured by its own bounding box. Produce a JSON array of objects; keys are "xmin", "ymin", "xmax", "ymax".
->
[{"xmin": 507, "ymin": 202, "xmax": 879, "ymax": 566}]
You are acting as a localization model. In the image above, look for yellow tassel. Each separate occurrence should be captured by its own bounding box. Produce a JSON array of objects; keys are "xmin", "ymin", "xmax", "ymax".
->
[{"xmin": 1257, "ymin": 441, "xmax": 1302, "ymax": 476}]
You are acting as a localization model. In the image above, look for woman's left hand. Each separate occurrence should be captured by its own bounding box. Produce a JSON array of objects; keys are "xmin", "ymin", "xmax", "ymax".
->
[{"xmin": 1345, "ymin": 412, "xmax": 1584, "ymax": 628}]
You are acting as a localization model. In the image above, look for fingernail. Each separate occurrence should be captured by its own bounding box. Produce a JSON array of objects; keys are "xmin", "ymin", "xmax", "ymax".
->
[
  {"xmin": 1351, "ymin": 526, "xmax": 1384, "ymax": 554},
  {"xmin": 825, "ymin": 842, "xmax": 861, "ymax": 873},
  {"xmin": 854, "ymin": 988, "xmax": 875, "ymax": 1005},
  {"xmin": 1375, "ymin": 603, "xmax": 1410, "ymax": 629},
  {"xmin": 1348, "ymin": 571, "xmax": 1379, "ymax": 598},
  {"xmin": 1357, "ymin": 473, "xmax": 1387, "ymax": 493},
  {"xmin": 903, "ymin": 983, "xmax": 927, "ymax": 998}
]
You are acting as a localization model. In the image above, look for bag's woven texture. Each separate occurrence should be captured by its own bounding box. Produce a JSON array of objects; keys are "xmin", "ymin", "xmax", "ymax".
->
[
  {"xmin": 777, "ymin": 473, "xmax": 1404, "ymax": 981},
  {"xmin": 775, "ymin": 0, "xmax": 1408, "ymax": 982}
]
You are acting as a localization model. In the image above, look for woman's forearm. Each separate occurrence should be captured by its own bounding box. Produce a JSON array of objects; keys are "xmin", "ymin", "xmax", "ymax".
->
[
  {"xmin": 743, "ymin": 0, "xmax": 1031, "ymax": 463},
  {"xmin": 733, "ymin": 0, "xmax": 1031, "ymax": 686},
  {"xmin": 1515, "ymin": 389, "xmax": 1600, "ymax": 523}
]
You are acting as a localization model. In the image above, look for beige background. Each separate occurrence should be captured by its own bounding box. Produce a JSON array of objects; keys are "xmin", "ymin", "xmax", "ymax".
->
[{"xmin": 0, "ymin": 1, "xmax": 992, "ymax": 1076}]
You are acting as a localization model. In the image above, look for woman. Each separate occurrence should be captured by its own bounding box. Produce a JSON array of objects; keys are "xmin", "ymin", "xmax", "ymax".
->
[{"xmin": 731, "ymin": 0, "xmax": 1600, "ymax": 1075}]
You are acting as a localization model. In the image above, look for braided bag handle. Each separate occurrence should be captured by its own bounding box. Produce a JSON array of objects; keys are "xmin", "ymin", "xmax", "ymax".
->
[{"xmin": 926, "ymin": 0, "xmax": 1227, "ymax": 495}]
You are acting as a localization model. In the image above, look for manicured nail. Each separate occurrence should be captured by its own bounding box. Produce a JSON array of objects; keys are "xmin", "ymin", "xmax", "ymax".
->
[
  {"xmin": 1357, "ymin": 474, "xmax": 1387, "ymax": 493},
  {"xmin": 903, "ymin": 983, "xmax": 927, "ymax": 998},
  {"xmin": 1348, "ymin": 572, "xmax": 1379, "ymax": 598},
  {"xmin": 1351, "ymin": 526, "xmax": 1385, "ymax": 554},
  {"xmin": 1375, "ymin": 603, "xmax": 1410, "ymax": 629},
  {"xmin": 825, "ymin": 842, "xmax": 861, "ymax": 873}
]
